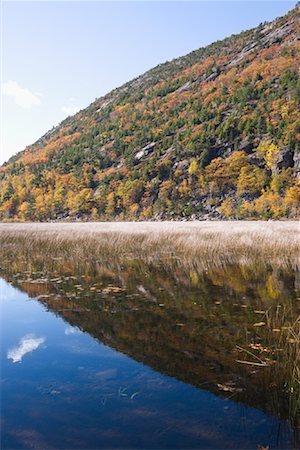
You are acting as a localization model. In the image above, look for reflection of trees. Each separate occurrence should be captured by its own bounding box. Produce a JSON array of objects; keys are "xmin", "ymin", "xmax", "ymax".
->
[{"xmin": 1, "ymin": 245, "xmax": 299, "ymax": 437}]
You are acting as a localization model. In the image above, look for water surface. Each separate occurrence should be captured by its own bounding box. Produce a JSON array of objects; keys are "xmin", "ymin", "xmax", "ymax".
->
[{"xmin": 1, "ymin": 254, "xmax": 299, "ymax": 449}]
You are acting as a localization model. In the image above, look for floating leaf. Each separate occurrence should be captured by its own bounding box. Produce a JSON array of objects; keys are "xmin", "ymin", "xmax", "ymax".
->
[
  {"xmin": 103, "ymin": 286, "xmax": 125, "ymax": 294},
  {"xmin": 217, "ymin": 383, "xmax": 243, "ymax": 393},
  {"xmin": 130, "ymin": 392, "xmax": 140, "ymax": 400}
]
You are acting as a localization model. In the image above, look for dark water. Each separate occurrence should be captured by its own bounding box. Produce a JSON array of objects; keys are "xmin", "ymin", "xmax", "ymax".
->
[{"xmin": 1, "ymin": 256, "xmax": 299, "ymax": 449}]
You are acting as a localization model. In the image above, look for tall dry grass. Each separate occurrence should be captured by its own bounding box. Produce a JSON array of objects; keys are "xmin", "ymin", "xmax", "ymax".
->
[{"xmin": 0, "ymin": 221, "xmax": 299, "ymax": 271}]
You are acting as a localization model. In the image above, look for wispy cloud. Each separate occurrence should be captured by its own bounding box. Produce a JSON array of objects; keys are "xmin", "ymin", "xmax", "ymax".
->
[
  {"xmin": 7, "ymin": 334, "xmax": 45, "ymax": 363},
  {"xmin": 61, "ymin": 105, "xmax": 80, "ymax": 116},
  {"xmin": 2, "ymin": 80, "xmax": 42, "ymax": 109}
]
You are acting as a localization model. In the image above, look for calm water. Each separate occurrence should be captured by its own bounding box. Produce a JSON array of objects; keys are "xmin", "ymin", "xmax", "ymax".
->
[{"xmin": 1, "ymin": 256, "xmax": 299, "ymax": 449}]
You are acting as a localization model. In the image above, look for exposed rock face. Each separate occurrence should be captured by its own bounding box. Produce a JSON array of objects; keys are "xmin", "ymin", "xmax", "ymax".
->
[
  {"xmin": 276, "ymin": 147, "xmax": 295, "ymax": 173},
  {"xmin": 135, "ymin": 142, "xmax": 156, "ymax": 160},
  {"xmin": 293, "ymin": 151, "xmax": 300, "ymax": 177},
  {"xmin": 238, "ymin": 140, "xmax": 253, "ymax": 154}
]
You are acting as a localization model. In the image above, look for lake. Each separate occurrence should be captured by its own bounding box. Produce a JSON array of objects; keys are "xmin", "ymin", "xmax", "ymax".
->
[{"xmin": 0, "ymin": 222, "xmax": 299, "ymax": 449}]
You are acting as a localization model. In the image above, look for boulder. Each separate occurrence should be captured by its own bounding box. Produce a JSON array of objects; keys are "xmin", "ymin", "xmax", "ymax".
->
[
  {"xmin": 135, "ymin": 142, "xmax": 156, "ymax": 160},
  {"xmin": 275, "ymin": 147, "xmax": 294, "ymax": 172}
]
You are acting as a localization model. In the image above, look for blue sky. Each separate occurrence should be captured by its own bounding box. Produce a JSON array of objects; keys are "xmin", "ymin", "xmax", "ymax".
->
[{"xmin": 1, "ymin": 1, "xmax": 296, "ymax": 164}]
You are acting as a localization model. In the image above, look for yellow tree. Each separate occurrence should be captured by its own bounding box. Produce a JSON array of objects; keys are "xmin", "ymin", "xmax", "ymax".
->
[
  {"xmin": 219, "ymin": 198, "xmax": 236, "ymax": 218},
  {"xmin": 19, "ymin": 201, "xmax": 30, "ymax": 221},
  {"xmin": 206, "ymin": 151, "xmax": 248, "ymax": 193},
  {"xmin": 256, "ymin": 141, "xmax": 280, "ymax": 172},
  {"xmin": 188, "ymin": 159, "xmax": 199, "ymax": 176},
  {"xmin": 284, "ymin": 185, "xmax": 300, "ymax": 217},
  {"xmin": 105, "ymin": 191, "xmax": 116, "ymax": 216},
  {"xmin": 237, "ymin": 165, "xmax": 267, "ymax": 196}
]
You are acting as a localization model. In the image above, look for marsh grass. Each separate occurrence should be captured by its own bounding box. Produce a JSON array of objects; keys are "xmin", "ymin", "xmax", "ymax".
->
[
  {"xmin": 265, "ymin": 311, "xmax": 300, "ymax": 429},
  {"xmin": 0, "ymin": 221, "xmax": 299, "ymax": 272},
  {"xmin": 235, "ymin": 301, "xmax": 300, "ymax": 436}
]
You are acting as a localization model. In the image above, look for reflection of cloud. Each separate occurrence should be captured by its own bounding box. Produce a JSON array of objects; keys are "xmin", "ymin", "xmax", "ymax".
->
[
  {"xmin": 64, "ymin": 326, "xmax": 82, "ymax": 336},
  {"xmin": 7, "ymin": 335, "xmax": 45, "ymax": 363}
]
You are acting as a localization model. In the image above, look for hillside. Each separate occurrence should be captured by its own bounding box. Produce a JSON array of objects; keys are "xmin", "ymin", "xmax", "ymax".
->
[{"xmin": 1, "ymin": 5, "xmax": 299, "ymax": 221}]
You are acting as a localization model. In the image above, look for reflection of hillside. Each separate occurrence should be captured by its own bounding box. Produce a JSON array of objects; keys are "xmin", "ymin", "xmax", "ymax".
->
[{"xmin": 1, "ymin": 253, "xmax": 299, "ymax": 430}]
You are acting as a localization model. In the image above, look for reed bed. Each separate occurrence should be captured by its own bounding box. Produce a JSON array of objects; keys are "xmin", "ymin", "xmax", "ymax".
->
[
  {"xmin": 0, "ymin": 221, "xmax": 299, "ymax": 272},
  {"xmin": 262, "ymin": 310, "xmax": 300, "ymax": 430}
]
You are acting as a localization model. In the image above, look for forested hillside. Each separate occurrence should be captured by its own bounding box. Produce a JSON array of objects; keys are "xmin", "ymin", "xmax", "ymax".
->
[{"xmin": 1, "ymin": 5, "xmax": 299, "ymax": 221}]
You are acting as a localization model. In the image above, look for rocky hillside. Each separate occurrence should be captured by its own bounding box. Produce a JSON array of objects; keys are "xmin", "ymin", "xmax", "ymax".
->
[{"xmin": 1, "ymin": 5, "xmax": 299, "ymax": 220}]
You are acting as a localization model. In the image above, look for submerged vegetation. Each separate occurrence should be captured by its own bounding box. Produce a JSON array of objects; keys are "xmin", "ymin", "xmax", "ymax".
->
[
  {"xmin": 0, "ymin": 6, "xmax": 299, "ymax": 221},
  {"xmin": 0, "ymin": 222, "xmax": 299, "ymax": 441}
]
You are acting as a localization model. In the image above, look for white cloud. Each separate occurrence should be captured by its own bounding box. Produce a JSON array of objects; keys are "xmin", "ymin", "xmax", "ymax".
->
[
  {"xmin": 61, "ymin": 105, "xmax": 80, "ymax": 116},
  {"xmin": 7, "ymin": 334, "xmax": 45, "ymax": 363},
  {"xmin": 2, "ymin": 80, "xmax": 42, "ymax": 109}
]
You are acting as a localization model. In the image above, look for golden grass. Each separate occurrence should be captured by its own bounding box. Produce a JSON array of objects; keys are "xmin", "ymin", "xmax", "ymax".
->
[{"xmin": 0, "ymin": 221, "xmax": 299, "ymax": 272}]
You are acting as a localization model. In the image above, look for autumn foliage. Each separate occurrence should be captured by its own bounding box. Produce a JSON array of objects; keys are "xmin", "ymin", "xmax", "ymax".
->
[{"xmin": 0, "ymin": 6, "xmax": 299, "ymax": 221}]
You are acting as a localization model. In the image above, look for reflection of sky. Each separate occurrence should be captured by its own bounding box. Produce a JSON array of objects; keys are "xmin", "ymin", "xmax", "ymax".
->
[
  {"xmin": 1, "ymin": 277, "xmax": 294, "ymax": 450},
  {"xmin": 7, "ymin": 334, "xmax": 45, "ymax": 363}
]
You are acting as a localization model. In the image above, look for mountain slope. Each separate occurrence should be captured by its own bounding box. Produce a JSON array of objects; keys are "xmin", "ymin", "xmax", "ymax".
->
[{"xmin": 1, "ymin": 5, "xmax": 299, "ymax": 221}]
